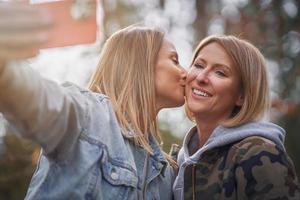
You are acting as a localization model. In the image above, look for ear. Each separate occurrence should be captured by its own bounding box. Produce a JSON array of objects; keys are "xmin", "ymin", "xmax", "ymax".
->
[{"xmin": 235, "ymin": 92, "xmax": 244, "ymax": 107}]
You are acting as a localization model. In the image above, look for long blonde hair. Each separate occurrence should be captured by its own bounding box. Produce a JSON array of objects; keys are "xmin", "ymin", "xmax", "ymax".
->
[
  {"xmin": 88, "ymin": 25, "xmax": 164, "ymax": 154},
  {"xmin": 186, "ymin": 35, "xmax": 270, "ymax": 127}
]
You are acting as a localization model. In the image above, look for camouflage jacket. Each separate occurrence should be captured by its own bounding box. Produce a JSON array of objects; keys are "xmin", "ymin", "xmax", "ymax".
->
[{"xmin": 183, "ymin": 136, "xmax": 300, "ymax": 200}]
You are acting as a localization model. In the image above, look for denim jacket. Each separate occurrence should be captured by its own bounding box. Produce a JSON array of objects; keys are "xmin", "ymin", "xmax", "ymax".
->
[{"xmin": 0, "ymin": 64, "xmax": 175, "ymax": 200}]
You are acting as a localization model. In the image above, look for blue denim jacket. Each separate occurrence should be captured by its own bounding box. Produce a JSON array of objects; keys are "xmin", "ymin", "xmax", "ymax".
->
[
  {"xmin": 0, "ymin": 64, "xmax": 175, "ymax": 200},
  {"xmin": 24, "ymin": 83, "xmax": 175, "ymax": 200}
]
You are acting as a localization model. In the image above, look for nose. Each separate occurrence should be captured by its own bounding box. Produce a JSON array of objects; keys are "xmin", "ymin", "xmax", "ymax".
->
[{"xmin": 195, "ymin": 69, "xmax": 209, "ymax": 84}]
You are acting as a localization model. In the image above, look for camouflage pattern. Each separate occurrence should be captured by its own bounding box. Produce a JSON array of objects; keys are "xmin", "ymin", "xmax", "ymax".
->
[{"xmin": 183, "ymin": 136, "xmax": 300, "ymax": 200}]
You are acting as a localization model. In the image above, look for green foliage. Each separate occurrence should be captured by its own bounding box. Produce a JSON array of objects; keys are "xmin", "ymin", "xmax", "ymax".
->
[{"xmin": 160, "ymin": 128, "xmax": 182, "ymax": 153}]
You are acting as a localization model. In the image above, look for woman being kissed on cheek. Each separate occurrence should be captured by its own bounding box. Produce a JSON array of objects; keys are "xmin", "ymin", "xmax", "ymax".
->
[{"xmin": 173, "ymin": 35, "xmax": 300, "ymax": 200}]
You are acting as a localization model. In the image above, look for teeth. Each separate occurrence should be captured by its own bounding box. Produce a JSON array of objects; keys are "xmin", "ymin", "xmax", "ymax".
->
[{"xmin": 193, "ymin": 89, "xmax": 209, "ymax": 97}]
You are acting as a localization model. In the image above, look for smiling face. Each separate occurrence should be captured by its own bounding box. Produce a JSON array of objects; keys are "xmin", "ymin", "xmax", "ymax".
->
[
  {"xmin": 186, "ymin": 42, "xmax": 244, "ymax": 123},
  {"xmin": 155, "ymin": 39, "xmax": 187, "ymax": 111}
]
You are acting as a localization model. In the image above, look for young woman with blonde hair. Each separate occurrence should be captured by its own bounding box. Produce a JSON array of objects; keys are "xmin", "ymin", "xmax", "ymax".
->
[
  {"xmin": 0, "ymin": 3, "xmax": 186, "ymax": 199},
  {"xmin": 173, "ymin": 35, "xmax": 300, "ymax": 199}
]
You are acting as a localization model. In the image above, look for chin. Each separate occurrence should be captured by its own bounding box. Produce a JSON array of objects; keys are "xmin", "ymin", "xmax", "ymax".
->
[
  {"xmin": 168, "ymin": 98, "xmax": 185, "ymax": 108},
  {"xmin": 187, "ymin": 101, "xmax": 203, "ymax": 113},
  {"xmin": 176, "ymin": 101, "xmax": 185, "ymax": 107},
  {"xmin": 177, "ymin": 97, "xmax": 186, "ymax": 106}
]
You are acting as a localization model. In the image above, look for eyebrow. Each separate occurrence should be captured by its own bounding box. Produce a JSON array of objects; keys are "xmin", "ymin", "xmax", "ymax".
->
[{"xmin": 215, "ymin": 64, "xmax": 231, "ymax": 72}]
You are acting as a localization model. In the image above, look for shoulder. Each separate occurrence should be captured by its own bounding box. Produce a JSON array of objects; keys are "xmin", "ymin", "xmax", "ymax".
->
[
  {"xmin": 234, "ymin": 135, "xmax": 277, "ymax": 147},
  {"xmin": 231, "ymin": 136, "xmax": 300, "ymax": 198},
  {"xmin": 233, "ymin": 135, "xmax": 279, "ymax": 156},
  {"xmin": 232, "ymin": 136, "xmax": 286, "ymax": 162},
  {"xmin": 61, "ymin": 82, "xmax": 109, "ymax": 102},
  {"xmin": 61, "ymin": 82, "xmax": 120, "ymax": 138},
  {"xmin": 60, "ymin": 82, "xmax": 113, "ymax": 113},
  {"xmin": 231, "ymin": 136, "xmax": 291, "ymax": 172}
]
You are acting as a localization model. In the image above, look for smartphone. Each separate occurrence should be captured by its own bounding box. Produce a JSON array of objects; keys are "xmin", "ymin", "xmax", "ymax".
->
[{"xmin": 31, "ymin": 0, "xmax": 97, "ymax": 48}]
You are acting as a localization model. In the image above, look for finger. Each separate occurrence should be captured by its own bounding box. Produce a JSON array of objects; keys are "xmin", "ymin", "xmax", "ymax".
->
[
  {"xmin": 0, "ymin": 2, "xmax": 53, "ymax": 32},
  {"xmin": 0, "ymin": 17, "xmax": 52, "ymax": 33},
  {"xmin": 0, "ymin": 2, "xmax": 35, "ymax": 15},
  {"xmin": 0, "ymin": 32, "xmax": 49, "ymax": 48},
  {"xmin": 0, "ymin": 48, "xmax": 40, "ymax": 60},
  {"xmin": 0, "ymin": 12, "xmax": 52, "ymax": 33}
]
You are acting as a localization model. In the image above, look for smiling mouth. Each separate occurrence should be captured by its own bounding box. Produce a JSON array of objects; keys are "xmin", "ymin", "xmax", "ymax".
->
[{"xmin": 192, "ymin": 88, "xmax": 212, "ymax": 97}]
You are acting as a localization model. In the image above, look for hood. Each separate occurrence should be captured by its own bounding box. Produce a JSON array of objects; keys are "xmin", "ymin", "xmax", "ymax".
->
[{"xmin": 178, "ymin": 122, "xmax": 286, "ymax": 165}]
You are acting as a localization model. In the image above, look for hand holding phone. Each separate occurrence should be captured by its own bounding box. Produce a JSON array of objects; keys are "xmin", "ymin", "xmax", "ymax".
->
[{"xmin": 0, "ymin": 2, "xmax": 52, "ymax": 60}]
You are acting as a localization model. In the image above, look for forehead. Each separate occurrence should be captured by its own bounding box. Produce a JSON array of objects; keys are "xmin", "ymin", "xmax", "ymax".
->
[{"xmin": 195, "ymin": 42, "xmax": 233, "ymax": 67}]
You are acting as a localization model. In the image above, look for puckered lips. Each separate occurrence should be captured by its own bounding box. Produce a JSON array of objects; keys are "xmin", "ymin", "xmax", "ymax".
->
[{"xmin": 191, "ymin": 87, "xmax": 212, "ymax": 99}]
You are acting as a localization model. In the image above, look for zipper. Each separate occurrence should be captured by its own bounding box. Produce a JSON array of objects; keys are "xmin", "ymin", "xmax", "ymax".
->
[{"xmin": 192, "ymin": 164, "xmax": 196, "ymax": 200}]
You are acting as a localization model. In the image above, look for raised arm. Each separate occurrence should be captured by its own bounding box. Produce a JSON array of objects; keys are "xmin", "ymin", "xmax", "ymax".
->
[{"xmin": 0, "ymin": 3, "xmax": 88, "ymax": 158}]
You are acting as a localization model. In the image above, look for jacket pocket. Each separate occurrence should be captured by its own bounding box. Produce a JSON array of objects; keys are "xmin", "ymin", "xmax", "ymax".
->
[
  {"xmin": 100, "ymin": 158, "xmax": 138, "ymax": 199},
  {"xmin": 101, "ymin": 159, "xmax": 138, "ymax": 187}
]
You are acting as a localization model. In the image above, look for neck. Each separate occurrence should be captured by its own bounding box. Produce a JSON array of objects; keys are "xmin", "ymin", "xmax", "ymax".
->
[
  {"xmin": 195, "ymin": 119, "xmax": 218, "ymax": 148},
  {"xmin": 194, "ymin": 111, "xmax": 233, "ymax": 147}
]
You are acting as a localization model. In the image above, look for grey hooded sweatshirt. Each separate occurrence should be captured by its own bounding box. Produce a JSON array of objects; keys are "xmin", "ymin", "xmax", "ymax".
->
[{"xmin": 173, "ymin": 122, "xmax": 289, "ymax": 200}]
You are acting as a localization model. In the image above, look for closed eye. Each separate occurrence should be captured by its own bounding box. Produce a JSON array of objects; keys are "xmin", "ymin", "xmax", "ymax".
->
[
  {"xmin": 194, "ymin": 63, "xmax": 204, "ymax": 69},
  {"xmin": 172, "ymin": 58, "xmax": 179, "ymax": 65},
  {"xmin": 215, "ymin": 70, "xmax": 227, "ymax": 77}
]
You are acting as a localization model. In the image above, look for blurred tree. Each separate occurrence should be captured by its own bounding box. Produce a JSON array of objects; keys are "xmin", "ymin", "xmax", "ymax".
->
[{"xmin": 102, "ymin": 0, "xmax": 145, "ymax": 39}]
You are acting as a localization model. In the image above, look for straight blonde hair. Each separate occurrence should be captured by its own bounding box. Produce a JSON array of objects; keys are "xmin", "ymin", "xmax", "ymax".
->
[
  {"xmin": 88, "ymin": 25, "xmax": 164, "ymax": 154},
  {"xmin": 186, "ymin": 35, "xmax": 270, "ymax": 127}
]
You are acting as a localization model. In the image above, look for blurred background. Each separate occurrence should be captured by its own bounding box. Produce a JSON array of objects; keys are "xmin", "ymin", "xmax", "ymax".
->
[{"xmin": 0, "ymin": 0, "xmax": 299, "ymax": 199}]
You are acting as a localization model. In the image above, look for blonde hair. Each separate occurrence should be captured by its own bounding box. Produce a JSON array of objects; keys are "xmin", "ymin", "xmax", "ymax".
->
[
  {"xmin": 88, "ymin": 25, "xmax": 164, "ymax": 154},
  {"xmin": 186, "ymin": 35, "xmax": 270, "ymax": 127}
]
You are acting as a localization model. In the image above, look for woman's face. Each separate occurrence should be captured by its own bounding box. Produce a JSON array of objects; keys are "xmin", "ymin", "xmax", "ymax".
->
[
  {"xmin": 155, "ymin": 39, "xmax": 187, "ymax": 111},
  {"xmin": 186, "ymin": 42, "xmax": 243, "ymax": 122}
]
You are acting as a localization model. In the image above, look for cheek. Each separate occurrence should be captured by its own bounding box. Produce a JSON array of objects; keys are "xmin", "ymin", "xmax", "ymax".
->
[{"xmin": 214, "ymin": 80, "xmax": 240, "ymax": 98}]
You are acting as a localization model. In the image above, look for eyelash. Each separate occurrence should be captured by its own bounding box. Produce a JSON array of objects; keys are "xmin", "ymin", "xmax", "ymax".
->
[{"xmin": 172, "ymin": 59, "xmax": 179, "ymax": 65}]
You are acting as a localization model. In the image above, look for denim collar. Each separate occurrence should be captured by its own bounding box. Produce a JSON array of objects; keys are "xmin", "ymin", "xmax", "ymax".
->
[
  {"xmin": 148, "ymin": 134, "xmax": 168, "ymax": 176},
  {"xmin": 122, "ymin": 128, "xmax": 168, "ymax": 175}
]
